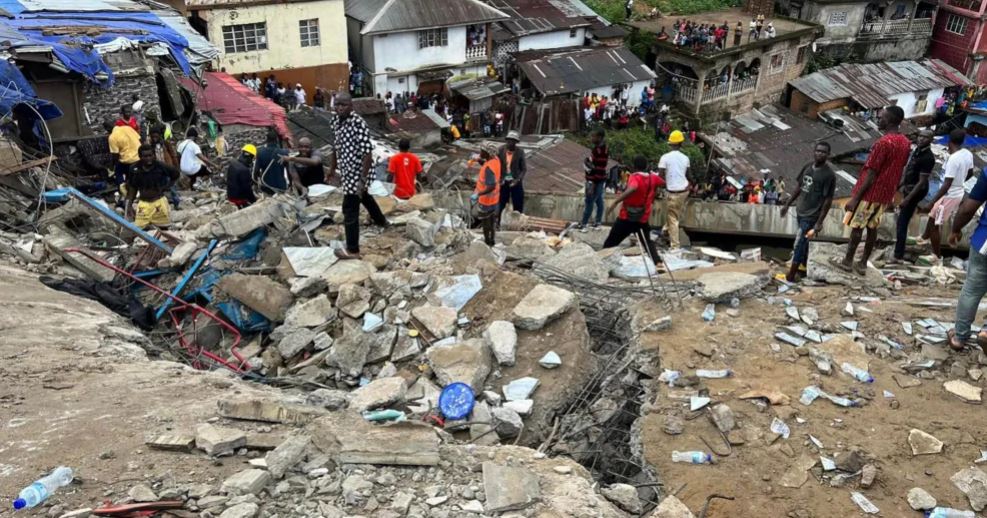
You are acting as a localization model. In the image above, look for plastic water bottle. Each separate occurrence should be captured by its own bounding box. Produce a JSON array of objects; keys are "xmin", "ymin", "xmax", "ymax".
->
[
  {"xmin": 13, "ymin": 467, "xmax": 73, "ymax": 510},
  {"xmin": 671, "ymin": 451, "xmax": 713, "ymax": 464},
  {"xmin": 800, "ymin": 386, "xmax": 822, "ymax": 405},
  {"xmin": 841, "ymin": 362, "xmax": 874, "ymax": 383},
  {"xmin": 926, "ymin": 508, "xmax": 976, "ymax": 518},
  {"xmin": 826, "ymin": 394, "xmax": 859, "ymax": 408},
  {"xmin": 696, "ymin": 369, "xmax": 732, "ymax": 379},
  {"xmin": 701, "ymin": 304, "xmax": 716, "ymax": 322}
]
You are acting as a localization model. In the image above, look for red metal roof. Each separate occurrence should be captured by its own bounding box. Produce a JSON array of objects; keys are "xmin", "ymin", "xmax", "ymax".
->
[{"xmin": 180, "ymin": 72, "xmax": 292, "ymax": 145}]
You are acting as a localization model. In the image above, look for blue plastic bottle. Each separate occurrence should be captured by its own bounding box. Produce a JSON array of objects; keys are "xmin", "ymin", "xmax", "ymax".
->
[{"xmin": 13, "ymin": 467, "xmax": 73, "ymax": 510}]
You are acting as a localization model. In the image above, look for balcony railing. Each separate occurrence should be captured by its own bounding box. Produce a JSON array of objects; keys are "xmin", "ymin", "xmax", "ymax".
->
[
  {"xmin": 858, "ymin": 17, "xmax": 933, "ymax": 38},
  {"xmin": 702, "ymin": 83, "xmax": 730, "ymax": 103},
  {"xmin": 731, "ymin": 76, "xmax": 757, "ymax": 94},
  {"xmin": 674, "ymin": 78, "xmax": 698, "ymax": 104},
  {"xmin": 466, "ymin": 44, "xmax": 488, "ymax": 61}
]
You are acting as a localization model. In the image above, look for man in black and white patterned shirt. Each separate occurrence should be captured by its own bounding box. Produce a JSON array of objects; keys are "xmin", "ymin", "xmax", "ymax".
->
[{"xmin": 330, "ymin": 92, "xmax": 389, "ymax": 259}]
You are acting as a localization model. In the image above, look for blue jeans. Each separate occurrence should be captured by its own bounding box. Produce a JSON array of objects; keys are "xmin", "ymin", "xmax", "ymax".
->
[
  {"xmin": 581, "ymin": 180, "xmax": 606, "ymax": 225},
  {"xmin": 792, "ymin": 216, "xmax": 815, "ymax": 270},
  {"xmin": 956, "ymin": 250, "xmax": 987, "ymax": 340}
]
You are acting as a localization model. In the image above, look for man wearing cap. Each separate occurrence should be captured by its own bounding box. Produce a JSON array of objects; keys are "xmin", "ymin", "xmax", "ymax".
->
[
  {"xmin": 659, "ymin": 130, "xmax": 691, "ymax": 249},
  {"xmin": 294, "ymin": 83, "xmax": 307, "ymax": 110},
  {"xmin": 227, "ymin": 144, "xmax": 258, "ymax": 208},
  {"xmin": 471, "ymin": 142, "xmax": 502, "ymax": 246},
  {"xmin": 497, "ymin": 130, "xmax": 527, "ymax": 222}
]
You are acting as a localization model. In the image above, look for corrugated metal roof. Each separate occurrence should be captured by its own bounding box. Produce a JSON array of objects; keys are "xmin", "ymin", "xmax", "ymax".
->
[
  {"xmin": 346, "ymin": 0, "xmax": 510, "ymax": 35},
  {"xmin": 449, "ymin": 77, "xmax": 509, "ymax": 100},
  {"xmin": 152, "ymin": 9, "xmax": 219, "ymax": 63},
  {"xmin": 790, "ymin": 59, "xmax": 972, "ymax": 109},
  {"xmin": 488, "ymin": 0, "xmax": 591, "ymax": 37},
  {"xmin": 516, "ymin": 46, "xmax": 656, "ymax": 96},
  {"xmin": 185, "ymin": 0, "xmax": 313, "ymax": 10},
  {"xmin": 4, "ymin": 0, "xmax": 148, "ymax": 12}
]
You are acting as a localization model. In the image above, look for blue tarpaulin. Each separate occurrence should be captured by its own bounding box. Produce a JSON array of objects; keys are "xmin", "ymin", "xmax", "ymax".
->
[
  {"xmin": 0, "ymin": 58, "xmax": 62, "ymax": 119},
  {"xmin": 935, "ymin": 135, "xmax": 987, "ymax": 148}
]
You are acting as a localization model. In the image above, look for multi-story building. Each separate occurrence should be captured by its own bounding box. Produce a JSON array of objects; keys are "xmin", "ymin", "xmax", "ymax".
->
[
  {"xmin": 929, "ymin": 0, "xmax": 987, "ymax": 83},
  {"xmin": 188, "ymin": 0, "xmax": 350, "ymax": 97},
  {"xmin": 777, "ymin": 0, "xmax": 937, "ymax": 61},
  {"xmin": 647, "ymin": 9, "xmax": 821, "ymax": 119},
  {"xmin": 344, "ymin": 0, "xmax": 510, "ymax": 96}
]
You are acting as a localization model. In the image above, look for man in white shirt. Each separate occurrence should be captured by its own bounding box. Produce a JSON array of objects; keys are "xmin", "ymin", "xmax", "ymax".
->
[
  {"xmin": 294, "ymin": 84, "xmax": 307, "ymax": 109},
  {"xmin": 659, "ymin": 130, "xmax": 691, "ymax": 249},
  {"xmin": 921, "ymin": 128, "xmax": 974, "ymax": 258},
  {"xmin": 177, "ymin": 127, "xmax": 219, "ymax": 188}
]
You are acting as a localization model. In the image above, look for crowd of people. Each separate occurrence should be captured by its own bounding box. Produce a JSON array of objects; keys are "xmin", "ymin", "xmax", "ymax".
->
[{"xmin": 657, "ymin": 14, "xmax": 775, "ymax": 53}]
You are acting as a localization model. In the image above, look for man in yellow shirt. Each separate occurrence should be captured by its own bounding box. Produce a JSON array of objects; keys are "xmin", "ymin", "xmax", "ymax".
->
[{"xmin": 105, "ymin": 119, "xmax": 140, "ymax": 186}]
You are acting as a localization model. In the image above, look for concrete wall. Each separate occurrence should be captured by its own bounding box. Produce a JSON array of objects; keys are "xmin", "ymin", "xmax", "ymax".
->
[
  {"xmin": 82, "ymin": 71, "xmax": 160, "ymax": 135},
  {"xmin": 433, "ymin": 191, "xmax": 976, "ymax": 249},
  {"xmin": 372, "ymin": 27, "xmax": 468, "ymax": 74},
  {"xmin": 859, "ymin": 35, "xmax": 932, "ymax": 62},
  {"xmin": 583, "ymin": 79, "xmax": 650, "ymax": 108},
  {"xmin": 888, "ymin": 87, "xmax": 944, "ymax": 118},
  {"xmin": 201, "ymin": 0, "xmax": 347, "ymax": 76},
  {"xmin": 811, "ymin": 2, "xmax": 867, "ymax": 42},
  {"xmin": 518, "ymin": 28, "xmax": 585, "ymax": 51}
]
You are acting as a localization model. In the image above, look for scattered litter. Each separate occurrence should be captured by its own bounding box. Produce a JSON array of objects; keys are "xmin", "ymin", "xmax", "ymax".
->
[
  {"xmin": 696, "ymin": 369, "xmax": 732, "ymax": 379},
  {"xmin": 702, "ymin": 303, "xmax": 716, "ymax": 322},
  {"xmin": 840, "ymin": 321, "xmax": 858, "ymax": 331},
  {"xmin": 433, "ymin": 274, "xmax": 482, "ymax": 311},
  {"xmin": 843, "ymin": 302, "xmax": 854, "ymax": 316},
  {"xmin": 820, "ymin": 457, "xmax": 836, "ymax": 471},
  {"xmin": 503, "ymin": 377, "xmax": 540, "ymax": 401},
  {"xmin": 671, "ymin": 451, "xmax": 713, "ymax": 464},
  {"xmin": 658, "ymin": 369, "xmax": 682, "ymax": 386},
  {"xmin": 363, "ymin": 312, "xmax": 384, "ymax": 333},
  {"xmin": 883, "ymin": 390, "xmax": 895, "ymax": 398},
  {"xmin": 538, "ymin": 351, "xmax": 562, "ymax": 369},
  {"xmin": 438, "ymin": 382, "xmax": 475, "ymax": 420},
  {"xmin": 902, "ymin": 322, "xmax": 913, "ymax": 335},
  {"xmin": 809, "ymin": 435, "xmax": 823, "ymax": 449},
  {"xmin": 850, "ymin": 491, "xmax": 879, "ymax": 514},
  {"xmin": 770, "ymin": 417, "xmax": 791, "ymax": 439},
  {"xmin": 841, "ymin": 362, "xmax": 874, "ymax": 383},
  {"xmin": 690, "ymin": 396, "xmax": 711, "ymax": 411},
  {"xmin": 775, "ymin": 332, "xmax": 806, "ymax": 348}
]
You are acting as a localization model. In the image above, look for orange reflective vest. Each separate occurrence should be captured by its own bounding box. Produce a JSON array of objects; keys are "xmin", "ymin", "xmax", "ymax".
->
[{"xmin": 475, "ymin": 157, "xmax": 501, "ymax": 208}]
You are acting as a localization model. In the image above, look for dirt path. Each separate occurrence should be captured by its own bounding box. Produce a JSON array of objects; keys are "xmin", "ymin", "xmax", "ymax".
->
[{"xmin": 639, "ymin": 278, "xmax": 987, "ymax": 517}]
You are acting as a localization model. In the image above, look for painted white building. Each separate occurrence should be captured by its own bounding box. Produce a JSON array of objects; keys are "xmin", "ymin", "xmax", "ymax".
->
[
  {"xmin": 344, "ymin": 0, "xmax": 509, "ymax": 96},
  {"xmin": 488, "ymin": 0, "xmax": 595, "ymax": 66}
]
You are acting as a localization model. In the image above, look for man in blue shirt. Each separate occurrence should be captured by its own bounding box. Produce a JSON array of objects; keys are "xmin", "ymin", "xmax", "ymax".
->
[{"xmin": 948, "ymin": 169, "xmax": 987, "ymax": 351}]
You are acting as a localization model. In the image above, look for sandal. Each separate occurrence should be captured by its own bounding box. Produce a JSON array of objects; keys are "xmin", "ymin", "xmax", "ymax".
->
[
  {"xmin": 334, "ymin": 248, "xmax": 361, "ymax": 261},
  {"xmin": 947, "ymin": 329, "xmax": 966, "ymax": 351}
]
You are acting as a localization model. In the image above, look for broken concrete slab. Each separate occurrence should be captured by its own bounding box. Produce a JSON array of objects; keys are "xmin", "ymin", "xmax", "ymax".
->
[
  {"xmin": 128, "ymin": 484, "xmax": 158, "ymax": 502},
  {"xmin": 217, "ymin": 273, "xmax": 294, "ymax": 322},
  {"xmin": 320, "ymin": 260, "xmax": 376, "ymax": 291},
  {"xmin": 482, "ymin": 462, "xmax": 540, "ymax": 512},
  {"xmin": 280, "ymin": 247, "xmax": 339, "ymax": 278},
  {"xmin": 944, "ymin": 379, "xmax": 983, "ymax": 403},
  {"xmin": 310, "ymin": 415, "xmax": 441, "ymax": 466},
  {"xmin": 336, "ymin": 283, "xmax": 372, "ymax": 319},
  {"xmin": 405, "ymin": 216, "xmax": 437, "ymax": 247},
  {"xmin": 195, "ymin": 424, "xmax": 246, "ymax": 456},
  {"xmin": 952, "ymin": 467, "xmax": 987, "ymax": 511},
  {"xmin": 503, "ymin": 399, "xmax": 533, "ymax": 416},
  {"xmin": 146, "ymin": 433, "xmax": 195, "ymax": 452},
  {"xmin": 907, "ymin": 487, "xmax": 936, "ymax": 511},
  {"xmin": 426, "ymin": 339, "xmax": 491, "ymax": 389},
  {"xmin": 908, "ymin": 428, "xmax": 944, "ymax": 455},
  {"xmin": 218, "ymin": 399, "xmax": 328, "ymax": 425},
  {"xmin": 491, "ymin": 407, "xmax": 524, "ymax": 438},
  {"xmin": 349, "ymin": 376, "xmax": 407, "ymax": 412},
  {"xmin": 43, "ymin": 226, "xmax": 116, "ymax": 282},
  {"xmin": 327, "ymin": 330, "xmax": 371, "ymax": 377},
  {"xmin": 196, "ymin": 197, "xmax": 294, "ymax": 239},
  {"xmin": 652, "ymin": 495, "xmax": 695, "ymax": 518},
  {"xmin": 411, "ymin": 304, "xmax": 458, "ymax": 340},
  {"xmin": 283, "ymin": 295, "xmax": 336, "ymax": 328},
  {"xmin": 221, "ymin": 469, "xmax": 271, "ymax": 496},
  {"xmin": 503, "ymin": 377, "xmax": 539, "ymax": 401},
  {"xmin": 390, "ymin": 327, "xmax": 422, "ymax": 363},
  {"xmin": 484, "ymin": 320, "xmax": 517, "ymax": 366},
  {"xmin": 696, "ymin": 271, "xmax": 761, "ymax": 302},
  {"xmin": 512, "ymin": 284, "xmax": 577, "ymax": 331},
  {"xmin": 506, "ymin": 235, "xmax": 555, "ymax": 261},
  {"xmin": 277, "ymin": 327, "xmax": 317, "ymax": 359},
  {"xmin": 218, "ymin": 503, "xmax": 259, "ymax": 518},
  {"xmin": 806, "ymin": 242, "xmax": 888, "ymax": 287},
  {"xmin": 264, "ymin": 435, "xmax": 310, "ymax": 479},
  {"xmin": 536, "ymin": 242, "xmax": 608, "ymax": 282},
  {"xmin": 601, "ymin": 483, "xmax": 641, "ymax": 515}
]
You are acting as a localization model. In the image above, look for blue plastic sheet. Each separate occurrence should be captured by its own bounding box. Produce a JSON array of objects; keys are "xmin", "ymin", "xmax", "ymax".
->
[
  {"xmin": 218, "ymin": 300, "xmax": 271, "ymax": 334},
  {"xmin": 221, "ymin": 229, "xmax": 267, "ymax": 262},
  {"xmin": 0, "ymin": 58, "xmax": 61, "ymax": 119}
]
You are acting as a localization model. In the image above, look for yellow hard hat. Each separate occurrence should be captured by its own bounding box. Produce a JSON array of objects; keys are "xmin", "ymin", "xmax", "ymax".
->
[
  {"xmin": 668, "ymin": 130, "xmax": 685, "ymax": 145},
  {"xmin": 242, "ymin": 143, "xmax": 257, "ymax": 156}
]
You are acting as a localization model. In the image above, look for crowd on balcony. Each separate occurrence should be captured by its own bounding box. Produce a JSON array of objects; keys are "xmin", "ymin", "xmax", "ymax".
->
[{"xmin": 658, "ymin": 15, "xmax": 775, "ymax": 54}]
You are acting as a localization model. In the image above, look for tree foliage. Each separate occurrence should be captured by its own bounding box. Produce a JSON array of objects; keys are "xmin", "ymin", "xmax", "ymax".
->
[{"xmin": 598, "ymin": 126, "xmax": 706, "ymax": 173}]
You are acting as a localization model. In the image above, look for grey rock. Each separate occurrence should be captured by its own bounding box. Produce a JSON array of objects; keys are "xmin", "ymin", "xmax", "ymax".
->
[
  {"xmin": 506, "ymin": 235, "xmax": 555, "ymax": 261},
  {"xmin": 342, "ymin": 475, "xmax": 373, "ymax": 505},
  {"xmin": 484, "ymin": 321, "xmax": 518, "ymax": 366},
  {"xmin": 512, "ymin": 284, "xmax": 577, "ymax": 331},
  {"xmin": 277, "ymin": 327, "xmax": 317, "ymax": 359},
  {"xmin": 601, "ymin": 483, "xmax": 641, "ymax": 514},
  {"xmin": 405, "ymin": 216, "xmax": 437, "ymax": 247},
  {"xmin": 265, "ymin": 435, "xmax": 310, "ymax": 479},
  {"xmin": 909, "ymin": 429, "xmax": 944, "ymax": 455},
  {"xmin": 482, "ymin": 462, "xmax": 540, "ymax": 512},
  {"xmin": 952, "ymin": 467, "xmax": 987, "ymax": 511},
  {"xmin": 470, "ymin": 402, "xmax": 500, "ymax": 446},
  {"xmin": 283, "ymin": 295, "xmax": 335, "ymax": 328},
  {"xmin": 835, "ymin": 450, "xmax": 866, "ymax": 472},
  {"xmin": 411, "ymin": 304, "xmax": 458, "ymax": 340},
  {"xmin": 503, "ymin": 377, "xmax": 539, "ymax": 401},
  {"xmin": 306, "ymin": 389, "xmax": 350, "ymax": 410},
  {"xmin": 221, "ymin": 469, "xmax": 271, "ymax": 496},
  {"xmin": 503, "ymin": 399, "xmax": 533, "ymax": 415},
  {"xmin": 696, "ymin": 272, "xmax": 761, "ymax": 302},
  {"xmin": 391, "ymin": 327, "xmax": 422, "ymax": 362},
  {"xmin": 491, "ymin": 407, "xmax": 524, "ymax": 438},
  {"xmin": 336, "ymin": 283, "xmax": 372, "ymax": 319},
  {"xmin": 538, "ymin": 351, "xmax": 562, "ymax": 369},
  {"xmin": 426, "ymin": 339, "xmax": 491, "ymax": 389},
  {"xmin": 289, "ymin": 276, "xmax": 327, "ymax": 298},
  {"xmin": 321, "ymin": 260, "xmax": 376, "ymax": 291},
  {"xmin": 652, "ymin": 495, "xmax": 696, "ymax": 517},
  {"xmin": 128, "ymin": 484, "xmax": 158, "ymax": 503},
  {"xmin": 365, "ymin": 325, "xmax": 398, "ymax": 364},
  {"xmin": 907, "ymin": 487, "xmax": 936, "ymax": 511},
  {"xmin": 218, "ymin": 503, "xmax": 259, "ymax": 518},
  {"xmin": 349, "ymin": 376, "xmax": 407, "ymax": 412},
  {"xmin": 536, "ymin": 242, "xmax": 608, "ymax": 282},
  {"xmin": 806, "ymin": 242, "xmax": 888, "ymax": 287},
  {"xmin": 327, "ymin": 331, "xmax": 370, "ymax": 377},
  {"xmin": 196, "ymin": 424, "xmax": 246, "ymax": 456},
  {"xmin": 708, "ymin": 404, "xmax": 735, "ymax": 433}
]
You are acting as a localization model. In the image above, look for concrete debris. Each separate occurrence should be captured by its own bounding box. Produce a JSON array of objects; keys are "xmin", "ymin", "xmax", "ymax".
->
[
  {"xmin": 504, "ymin": 399, "xmax": 534, "ymax": 416},
  {"xmin": 311, "ymin": 416, "xmax": 441, "ymax": 466},
  {"xmin": 196, "ymin": 197, "xmax": 294, "ymax": 239},
  {"xmin": 484, "ymin": 320, "xmax": 518, "ymax": 366},
  {"xmin": 221, "ymin": 469, "xmax": 272, "ymax": 496},
  {"xmin": 264, "ymin": 435, "xmax": 310, "ymax": 479},
  {"xmin": 652, "ymin": 495, "xmax": 696, "ymax": 517},
  {"xmin": 128, "ymin": 484, "xmax": 158, "ymax": 502},
  {"xmin": 349, "ymin": 376, "xmax": 407, "ymax": 412},
  {"xmin": 217, "ymin": 273, "xmax": 294, "ymax": 321},
  {"xmin": 806, "ymin": 242, "xmax": 888, "ymax": 287},
  {"xmin": 537, "ymin": 241, "xmax": 609, "ymax": 282},
  {"xmin": 503, "ymin": 377, "xmax": 540, "ymax": 401},
  {"xmin": 321, "ymin": 260, "xmax": 376, "ymax": 291},
  {"xmin": 696, "ymin": 271, "xmax": 761, "ymax": 302},
  {"xmin": 146, "ymin": 433, "xmax": 195, "ymax": 452},
  {"xmin": 909, "ymin": 428, "xmax": 944, "ymax": 455},
  {"xmin": 539, "ymin": 351, "xmax": 562, "ymax": 369},
  {"xmin": 951, "ymin": 467, "xmax": 987, "ymax": 511},
  {"xmin": 482, "ymin": 462, "xmax": 540, "ymax": 512},
  {"xmin": 470, "ymin": 402, "xmax": 500, "ymax": 445},
  {"xmin": 512, "ymin": 284, "xmax": 577, "ymax": 331},
  {"xmin": 709, "ymin": 403, "xmax": 736, "ymax": 433},
  {"xmin": 218, "ymin": 399, "xmax": 328, "ymax": 425},
  {"xmin": 412, "ymin": 304, "xmax": 458, "ymax": 339},
  {"xmin": 907, "ymin": 487, "xmax": 937, "ymax": 511},
  {"xmin": 506, "ymin": 235, "xmax": 555, "ymax": 261},
  {"xmin": 601, "ymin": 483, "xmax": 641, "ymax": 514},
  {"xmin": 491, "ymin": 407, "xmax": 524, "ymax": 438},
  {"xmin": 944, "ymin": 379, "xmax": 983, "ymax": 403},
  {"xmin": 195, "ymin": 424, "xmax": 247, "ymax": 456},
  {"xmin": 405, "ymin": 216, "xmax": 438, "ymax": 247},
  {"xmin": 276, "ymin": 328, "xmax": 317, "ymax": 359},
  {"xmin": 432, "ymin": 274, "xmax": 482, "ymax": 311},
  {"xmin": 306, "ymin": 389, "xmax": 350, "ymax": 410},
  {"xmin": 283, "ymin": 295, "xmax": 335, "ymax": 328},
  {"xmin": 335, "ymin": 283, "xmax": 372, "ymax": 318},
  {"xmin": 426, "ymin": 339, "xmax": 491, "ymax": 389}
]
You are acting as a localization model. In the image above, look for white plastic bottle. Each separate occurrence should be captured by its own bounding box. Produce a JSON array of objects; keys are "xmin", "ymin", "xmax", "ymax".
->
[
  {"xmin": 841, "ymin": 362, "xmax": 874, "ymax": 383},
  {"xmin": 13, "ymin": 466, "xmax": 73, "ymax": 510},
  {"xmin": 671, "ymin": 451, "xmax": 712, "ymax": 464},
  {"xmin": 926, "ymin": 508, "xmax": 976, "ymax": 518},
  {"xmin": 696, "ymin": 369, "xmax": 732, "ymax": 379},
  {"xmin": 800, "ymin": 386, "xmax": 822, "ymax": 405}
]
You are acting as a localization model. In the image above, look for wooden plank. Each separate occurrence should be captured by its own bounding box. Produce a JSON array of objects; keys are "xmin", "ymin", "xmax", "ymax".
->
[{"xmin": 0, "ymin": 156, "xmax": 57, "ymax": 177}]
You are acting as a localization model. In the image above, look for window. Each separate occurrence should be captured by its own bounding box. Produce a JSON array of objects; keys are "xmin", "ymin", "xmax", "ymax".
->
[
  {"xmin": 770, "ymin": 53, "xmax": 784, "ymax": 73},
  {"xmin": 418, "ymin": 28, "xmax": 448, "ymax": 48},
  {"xmin": 299, "ymin": 18, "xmax": 320, "ymax": 47},
  {"xmin": 946, "ymin": 14, "xmax": 969, "ymax": 34},
  {"xmin": 222, "ymin": 22, "xmax": 267, "ymax": 53},
  {"xmin": 570, "ymin": 28, "xmax": 578, "ymax": 37},
  {"xmin": 796, "ymin": 45, "xmax": 808, "ymax": 64},
  {"xmin": 827, "ymin": 11, "xmax": 848, "ymax": 26}
]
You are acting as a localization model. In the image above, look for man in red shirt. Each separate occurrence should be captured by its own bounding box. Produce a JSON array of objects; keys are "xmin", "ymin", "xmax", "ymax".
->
[
  {"xmin": 387, "ymin": 139, "xmax": 423, "ymax": 199},
  {"xmin": 603, "ymin": 155, "xmax": 664, "ymax": 262},
  {"xmin": 837, "ymin": 105, "xmax": 909, "ymax": 275}
]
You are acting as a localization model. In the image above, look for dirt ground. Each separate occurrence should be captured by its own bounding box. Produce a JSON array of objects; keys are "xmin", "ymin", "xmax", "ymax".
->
[{"xmin": 640, "ymin": 271, "xmax": 987, "ymax": 517}]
